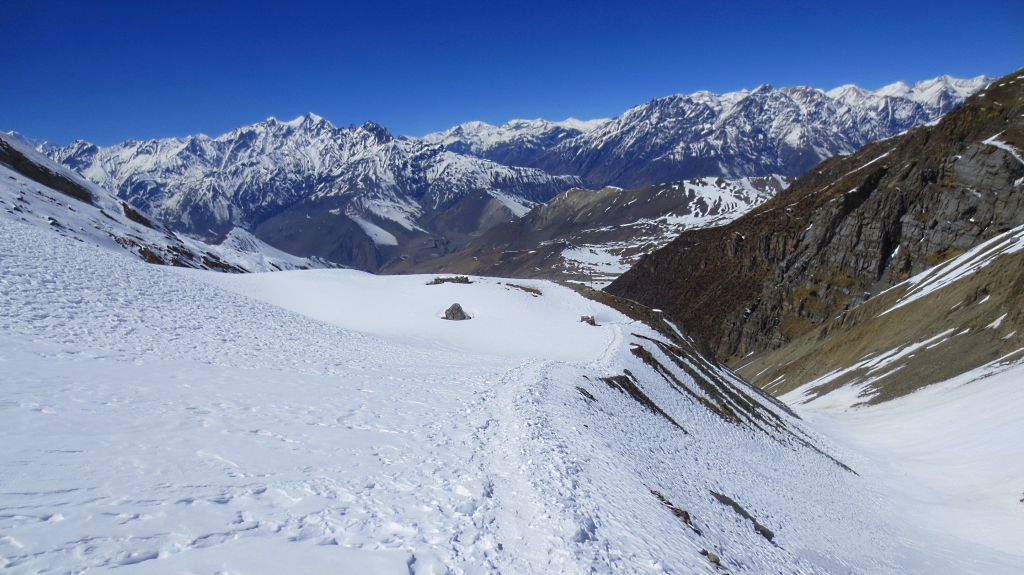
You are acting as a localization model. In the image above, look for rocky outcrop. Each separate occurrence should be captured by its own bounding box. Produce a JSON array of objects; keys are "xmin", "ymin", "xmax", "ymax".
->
[
  {"xmin": 607, "ymin": 68, "xmax": 1024, "ymax": 364},
  {"xmin": 739, "ymin": 231, "xmax": 1024, "ymax": 404}
]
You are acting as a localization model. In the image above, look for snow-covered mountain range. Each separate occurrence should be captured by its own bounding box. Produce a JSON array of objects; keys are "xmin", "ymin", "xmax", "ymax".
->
[
  {"xmin": 14, "ymin": 74, "xmax": 988, "ymax": 271},
  {"xmin": 46, "ymin": 116, "xmax": 580, "ymax": 242},
  {"xmin": 463, "ymin": 75, "xmax": 989, "ymax": 188},
  {"xmin": 0, "ymin": 132, "xmax": 333, "ymax": 272},
  {"xmin": 421, "ymin": 118, "xmax": 607, "ymax": 166}
]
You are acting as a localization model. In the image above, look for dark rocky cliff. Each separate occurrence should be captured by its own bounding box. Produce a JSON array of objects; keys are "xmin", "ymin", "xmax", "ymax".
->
[{"xmin": 606, "ymin": 67, "xmax": 1024, "ymax": 364}]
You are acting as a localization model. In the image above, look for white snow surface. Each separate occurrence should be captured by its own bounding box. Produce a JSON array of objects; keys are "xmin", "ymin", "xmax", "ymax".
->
[
  {"xmin": 347, "ymin": 213, "xmax": 400, "ymax": 246},
  {"xmin": 784, "ymin": 356, "xmax": 1024, "ymax": 571},
  {"xmin": 2, "ymin": 215, "xmax": 1019, "ymax": 574},
  {"xmin": 213, "ymin": 228, "xmax": 336, "ymax": 269}
]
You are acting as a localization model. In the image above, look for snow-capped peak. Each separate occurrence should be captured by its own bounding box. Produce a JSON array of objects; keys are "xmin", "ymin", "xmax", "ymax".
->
[
  {"xmin": 872, "ymin": 75, "xmax": 991, "ymax": 114},
  {"xmin": 4, "ymin": 130, "xmax": 57, "ymax": 154},
  {"xmin": 419, "ymin": 117, "xmax": 609, "ymax": 164},
  {"xmin": 872, "ymin": 80, "xmax": 912, "ymax": 99}
]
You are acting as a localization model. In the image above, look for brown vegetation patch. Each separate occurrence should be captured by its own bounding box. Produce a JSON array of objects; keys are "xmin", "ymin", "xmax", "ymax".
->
[{"xmin": 426, "ymin": 276, "xmax": 472, "ymax": 285}]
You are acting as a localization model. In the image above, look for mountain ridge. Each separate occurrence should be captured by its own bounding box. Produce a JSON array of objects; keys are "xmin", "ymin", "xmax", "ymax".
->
[
  {"xmin": 8, "ymin": 73, "xmax": 989, "ymax": 272},
  {"xmin": 522, "ymin": 75, "xmax": 990, "ymax": 188}
]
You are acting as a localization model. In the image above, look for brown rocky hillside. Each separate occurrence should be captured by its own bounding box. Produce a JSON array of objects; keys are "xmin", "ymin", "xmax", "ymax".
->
[{"xmin": 607, "ymin": 67, "xmax": 1024, "ymax": 365}]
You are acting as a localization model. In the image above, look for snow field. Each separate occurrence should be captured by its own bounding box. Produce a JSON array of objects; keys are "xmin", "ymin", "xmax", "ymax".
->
[
  {"xmin": 0, "ymin": 218, "xmax": 509, "ymax": 573},
  {"xmin": 788, "ymin": 357, "xmax": 1024, "ymax": 572},
  {"xmin": 2, "ymin": 214, "xmax": 1007, "ymax": 574}
]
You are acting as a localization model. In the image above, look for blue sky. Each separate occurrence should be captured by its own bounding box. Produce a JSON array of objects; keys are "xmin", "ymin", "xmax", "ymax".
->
[{"xmin": 2, "ymin": 0, "xmax": 1021, "ymax": 145}]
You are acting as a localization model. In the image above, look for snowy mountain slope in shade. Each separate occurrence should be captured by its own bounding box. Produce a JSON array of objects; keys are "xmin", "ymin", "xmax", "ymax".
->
[
  {"xmin": 0, "ymin": 132, "xmax": 328, "ymax": 272},
  {"xmin": 526, "ymin": 75, "xmax": 990, "ymax": 188},
  {"xmin": 421, "ymin": 118, "xmax": 608, "ymax": 166},
  {"xmin": 4, "ymin": 215, "xmax": 1001, "ymax": 574},
  {"xmin": 44, "ymin": 116, "xmax": 582, "ymax": 271},
  {"xmin": 388, "ymin": 176, "xmax": 787, "ymax": 287},
  {"xmin": 782, "ymin": 358, "xmax": 1024, "ymax": 565}
]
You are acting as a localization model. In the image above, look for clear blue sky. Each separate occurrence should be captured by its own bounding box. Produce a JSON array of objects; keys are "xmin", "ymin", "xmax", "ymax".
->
[{"xmin": 2, "ymin": 0, "xmax": 1021, "ymax": 146}]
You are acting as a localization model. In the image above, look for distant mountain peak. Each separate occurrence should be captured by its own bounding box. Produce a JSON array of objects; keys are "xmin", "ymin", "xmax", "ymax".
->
[{"xmin": 358, "ymin": 121, "xmax": 394, "ymax": 143}]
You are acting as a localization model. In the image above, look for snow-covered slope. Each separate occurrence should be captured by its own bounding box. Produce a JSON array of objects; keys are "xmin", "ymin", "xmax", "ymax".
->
[
  {"xmin": 0, "ymin": 132, "xmax": 329, "ymax": 272},
  {"xmin": 211, "ymin": 227, "xmax": 339, "ymax": 271},
  {"xmin": 783, "ymin": 355, "xmax": 1024, "ymax": 568},
  {"xmin": 556, "ymin": 176, "xmax": 786, "ymax": 285},
  {"xmin": 5, "ymin": 212, "xmax": 1004, "ymax": 574},
  {"xmin": 527, "ymin": 75, "xmax": 990, "ymax": 188}
]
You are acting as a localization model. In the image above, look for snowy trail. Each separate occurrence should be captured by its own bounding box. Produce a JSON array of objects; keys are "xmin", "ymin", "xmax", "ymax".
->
[{"xmin": 0, "ymin": 214, "xmax": 646, "ymax": 574}]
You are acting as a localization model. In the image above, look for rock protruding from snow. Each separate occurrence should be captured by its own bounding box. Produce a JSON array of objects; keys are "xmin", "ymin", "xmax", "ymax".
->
[{"xmin": 444, "ymin": 303, "xmax": 469, "ymax": 320}]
